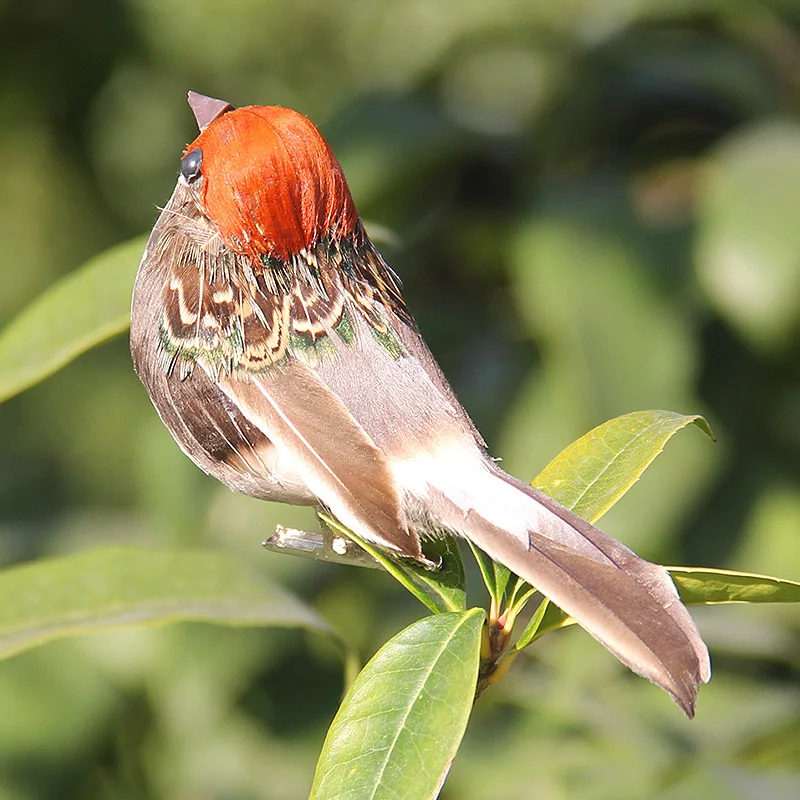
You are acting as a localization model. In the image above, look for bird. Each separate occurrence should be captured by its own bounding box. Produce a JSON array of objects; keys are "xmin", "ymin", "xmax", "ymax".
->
[{"xmin": 131, "ymin": 91, "xmax": 710, "ymax": 716}]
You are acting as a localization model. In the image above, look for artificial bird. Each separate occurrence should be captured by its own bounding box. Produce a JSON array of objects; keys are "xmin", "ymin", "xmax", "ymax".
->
[{"xmin": 131, "ymin": 92, "xmax": 710, "ymax": 716}]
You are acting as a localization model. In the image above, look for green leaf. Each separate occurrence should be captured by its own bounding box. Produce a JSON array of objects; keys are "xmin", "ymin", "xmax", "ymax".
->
[
  {"xmin": 492, "ymin": 562, "xmax": 512, "ymax": 602},
  {"xmin": 0, "ymin": 237, "xmax": 144, "ymax": 404},
  {"xmin": 0, "ymin": 547, "xmax": 331, "ymax": 661},
  {"xmin": 533, "ymin": 410, "xmax": 713, "ymax": 522},
  {"xmin": 523, "ymin": 600, "xmax": 575, "ymax": 644},
  {"xmin": 310, "ymin": 609, "xmax": 484, "ymax": 800},
  {"xmin": 668, "ymin": 567, "xmax": 800, "ymax": 605},
  {"xmin": 465, "ymin": 540, "xmax": 510, "ymax": 613},
  {"xmin": 513, "ymin": 596, "xmax": 552, "ymax": 651},
  {"xmin": 321, "ymin": 513, "xmax": 466, "ymax": 614}
]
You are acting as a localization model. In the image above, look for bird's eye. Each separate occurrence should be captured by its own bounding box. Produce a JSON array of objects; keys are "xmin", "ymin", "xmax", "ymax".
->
[{"xmin": 180, "ymin": 148, "xmax": 203, "ymax": 183}]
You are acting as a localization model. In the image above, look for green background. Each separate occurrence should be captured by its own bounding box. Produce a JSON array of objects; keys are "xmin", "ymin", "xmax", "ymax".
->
[{"xmin": 0, "ymin": 1, "xmax": 798, "ymax": 797}]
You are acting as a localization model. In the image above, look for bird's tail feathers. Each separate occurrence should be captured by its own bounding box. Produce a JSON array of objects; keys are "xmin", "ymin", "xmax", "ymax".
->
[{"xmin": 425, "ymin": 462, "xmax": 710, "ymax": 716}]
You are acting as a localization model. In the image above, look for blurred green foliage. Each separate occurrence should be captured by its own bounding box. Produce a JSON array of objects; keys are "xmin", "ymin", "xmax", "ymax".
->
[{"xmin": 0, "ymin": 0, "xmax": 799, "ymax": 798}]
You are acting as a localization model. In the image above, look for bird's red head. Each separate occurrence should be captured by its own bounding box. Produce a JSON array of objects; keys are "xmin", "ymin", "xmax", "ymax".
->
[{"xmin": 184, "ymin": 102, "xmax": 359, "ymax": 262}]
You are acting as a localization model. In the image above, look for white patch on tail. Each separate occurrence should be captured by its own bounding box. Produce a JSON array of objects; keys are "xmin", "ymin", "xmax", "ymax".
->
[{"xmin": 390, "ymin": 441, "xmax": 534, "ymax": 543}]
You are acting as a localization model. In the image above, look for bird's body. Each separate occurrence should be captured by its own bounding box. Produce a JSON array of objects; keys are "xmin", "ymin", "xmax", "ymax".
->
[{"xmin": 131, "ymin": 92, "xmax": 710, "ymax": 715}]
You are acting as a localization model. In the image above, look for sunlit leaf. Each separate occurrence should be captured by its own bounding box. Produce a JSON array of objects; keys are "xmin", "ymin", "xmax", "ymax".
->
[
  {"xmin": 524, "ymin": 601, "xmax": 574, "ymax": 643},
  {"xmin": 668, "ymin": 567, "xmax": 800, "ymax": 605},
  {"xmin": 0, "ymin": 237, "xmax": 144, "ymax": 404},
  {"xmin": 0, "ymin": 547, "xmax": 331, "ymax": 661},
  {"xmin": 512, "ymin": 414, "xmax": 794, "ymax": 648},
  {"xmin": 310, "ymin": 609, "xmax": 484, "ymax": 800},
  {"xmin": 533, "ymin": 410, "xmax": 713, "ymax": 522},
  {"xmin": 513, "ymin": 597, "xmax": 553, "ymax": 650}
]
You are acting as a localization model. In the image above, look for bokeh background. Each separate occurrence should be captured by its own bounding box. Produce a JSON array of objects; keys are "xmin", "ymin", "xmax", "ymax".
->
[{"xmin": 1, "ymin": 1, "xmax": 799, "ymax": 798}]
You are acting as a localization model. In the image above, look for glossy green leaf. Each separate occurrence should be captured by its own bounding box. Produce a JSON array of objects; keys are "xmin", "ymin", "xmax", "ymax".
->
[
  {"xmin": 533, "ymin": 410, "xmax": 713, "ymax": 522},
  {"xmin": 513, "ymin": 596, "xmax": 552, "ymax": 651},
  {"xmin": 492, "ymin": 562, "xmax": 512, "ymax": 602},
  {"xmin": 321, "ymin": 513, "xmax": 466, "ymax": 614},
  {"xmin": 0, "ymin": 547, "xmax": 331, "ymax": 661},
  {"xmin": 669, "ymin": 567, "xmax": 800, "ymax": 605},
  {"xmin": 0, "ymin": 237, "xmax": 144, "ymax": 404},
  {"xmin": 310, "ymin": 609, "xmax": 484, "ymax": 800}
]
